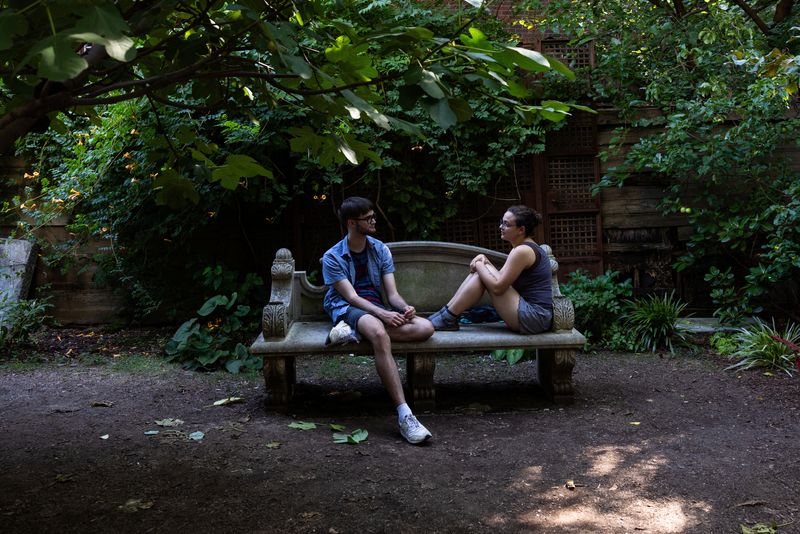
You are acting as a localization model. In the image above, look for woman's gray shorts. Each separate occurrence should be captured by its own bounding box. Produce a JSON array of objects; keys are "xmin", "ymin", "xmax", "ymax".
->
[{"xmin": 518, "ymin": 299, "xmax": 553, "ymax": 334}]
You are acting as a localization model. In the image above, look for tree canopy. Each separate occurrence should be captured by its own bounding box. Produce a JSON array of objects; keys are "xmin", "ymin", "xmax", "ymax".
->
[{"xmin": 0, "ymin": 0, "xmax": 581, "ymax": 160}]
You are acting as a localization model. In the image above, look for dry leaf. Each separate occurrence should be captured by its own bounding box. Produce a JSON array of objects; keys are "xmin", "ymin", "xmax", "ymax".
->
[{"xmin": 210, "ymin": 397, "xmax": 245, "ymax": 407}]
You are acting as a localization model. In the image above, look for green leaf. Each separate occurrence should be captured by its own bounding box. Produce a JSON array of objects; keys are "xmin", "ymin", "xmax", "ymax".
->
[
  {"xmin": 288, "ymin": 421, "xmax": 318, "ymax": 430},
  {"xmin": 211, "ymin": 154, "xmax": 273, "ymax": 189},
  {"xmin": 282, "ymin": 54, "xmax": 312, "ymax": 79},
  {"xmin": 329, "ymin": 424, "xmax": 346, "ymax": 431},
  {"xmin": 37, "ymin": 36, "xmax": 89, "ymax": 82},
  {"xmin": 428, "ymin": 99, "xmax": 457, "ymax": 130},
  {"xmin": 342, "ymin": 90, "xmax": 390, "ymax": 130},
  {"xmin": 333, "ymin": 428, "xmax": 369, "ymax": 444},
  {"xmin": 225, "ymin": 359, "xmax": 243, "ymax": 374},
  {"xmin": 197, "ymin": 295, "xmax": 228, "ymax": 316},
  {"xmin": 418, "ymin": 70, "xmax": 446, "ymax": 99},
  {"xmin": 459, "ymin": 28, "xmax": 492, "ymax": 51},
  {"xmin": 545, "ymin": 54, "xmax": 576, "ymax": 81},
  {"xmin": 0, "ymin": 11, "xmax": 29, "ymax": 51},
  {"xmin": 153, "ymin": 169, "xmax": 200, "ymax": 208},
  {"xmin": 447, "ymin": 97, "xmax": 473, "ymax": 122}
]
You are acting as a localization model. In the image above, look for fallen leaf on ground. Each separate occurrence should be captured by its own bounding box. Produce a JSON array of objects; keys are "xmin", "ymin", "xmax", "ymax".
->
[
  {"xmin": 100, "ymin": 434, "xmax": 109, "ymax": 440},
  {"xmin": 333, "ymin": 429, "xmax": 368, "ymax": 444},
  {"xmin": 90, "ymin": 400, "xmax": 114, "ymax": 407},
  {"xmin": 735, "ymin": 500, "xmax": 766, "ymax": 507},
  {"xmin": 330, "ymin": 424, "xmax": 346, "ymax": 432},
  {"xmin": 628, "ymin": 421, "xmax": 641, "ymax": 425},
  {"xmin": 55, "ymin": 474, "xmax": 75, "ymax": 483},
  {"xmin": 118, "ymin": 499, "xmax": 154, "ymax": 513},
  {"xmin": 189, "ymin": 431, "xmax": 205, "ymax": 441},
  {"xmin": 144, "ymin": 430, "xmax": 159, "ymax": 436},
  {"xmin": 265, "ymin": 440, "xmax": 282, "ymax": 449},
  {"xmin": 155, "ymin": 418, "xmax": 184, "ymax": 427},
  {"xmin": 211, "ymin": 397, "xmax": 244, "ymax": 406},
  {"xmin": 288, "ymin": 421, "xmax": 318, "ymax": 430}
]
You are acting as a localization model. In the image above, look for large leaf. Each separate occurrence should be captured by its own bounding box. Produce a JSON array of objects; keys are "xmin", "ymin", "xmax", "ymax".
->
[
  {"xmin": 0, "ymin": 11, "xmax": 28, "ymax": 51},
  {"xmin": 211, "ymin": 155, "xmax": 273, "ymax": 189},
  {"xmin": 428, "ymin": 99, "xmax": 457, "ymax": 130},
  {"xmin": 153, "ymin": 169, "xmax": 200, "ymax": 208},
  {"xmin": 36, "ymin": 37, "xmax": 89, "ymax": 82},
  {"xmin": 418, "ymin": 69, "xmax": 446, "ymax": 99}
]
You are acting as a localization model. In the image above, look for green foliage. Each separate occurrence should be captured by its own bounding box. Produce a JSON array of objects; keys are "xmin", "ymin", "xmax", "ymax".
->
[
  {"xmin": 623, "ymin": 292, "xmax": 689, "ymax": 353},
  {"xmin": 491, "ymin": 348, "xmax": 534, "ymax": 365},
  {"xmin": 709, "ymin": 331, "xmax": 738, "ymax": 356},
  {"xmin": 726, "ymin": 319, "xmax": 800, "ymax": 376},
  {"xmin": 1, "ymin": 0, "xmax": 584, "ymax": 161},
  {"xmin": 560, "ymin": 269, "xmax": 633, "ymax": 344},
  {"xmin": 7, "ymin": 2, "xmax": 583, "ymax": 315},
  {"xmin": 524, "ymin": 0, "xmax": 800, "ymax": 323},
  {"xmin": 0, "ymin": 297, "xmax": 52, "ymax": 350},
  {"xmin": 163, "ymin": 268, "xmax": 264, "ymax": 373}
]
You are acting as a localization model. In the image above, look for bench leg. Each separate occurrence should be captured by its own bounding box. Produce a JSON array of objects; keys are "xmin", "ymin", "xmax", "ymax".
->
[
  {"xmin": 263, "ymin": 356, "xmax": 296, "ymax": 411},
  {"xmin": 537, "ymin": 349, "xmax": 576, "ymax": 404},
  {"xmin": 406, "ymin": 354, "xmax": 436, "ymax": 411}
]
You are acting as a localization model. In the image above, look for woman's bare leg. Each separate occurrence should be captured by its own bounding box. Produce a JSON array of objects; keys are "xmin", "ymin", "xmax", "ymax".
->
[
  {"xmin": 478, "ymin": 263, "xmax": 522, "ymax": 331},
  {"xmin": 445, "ymin": 272, "xmax": 487, "ymax": 315}
]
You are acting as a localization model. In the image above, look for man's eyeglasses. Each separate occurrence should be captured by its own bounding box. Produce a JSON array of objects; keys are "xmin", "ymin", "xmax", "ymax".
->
[
  {"xmin": 499, "ymin": 219, "xmax": 517, "ymax": 228},
  {"xmin": 353, "ymin": 214, "xmax": 376, "ymax": 222}
]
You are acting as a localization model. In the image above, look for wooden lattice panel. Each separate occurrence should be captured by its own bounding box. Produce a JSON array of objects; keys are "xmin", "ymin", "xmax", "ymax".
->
[
  {"xmin": 548, "ymin": 214, "xmax": 599, "ymax": 258},
  {"xmin": 547, "ymin": 157, "xmax": 597, "ymax": 209},
  {"xmin": 547, "ymin": 112, "xmax": 596, "ymax": 155},
  {"xmin": 439, "ymin": 219, "xmax": 478, "ymax": 246},
  {"xmin": 542, "ymin": 40, "xmax": 593, "ymax": 69},
  {"xmin": 494, "ymin": 158, "xmax": 535, "ymax": 200}
]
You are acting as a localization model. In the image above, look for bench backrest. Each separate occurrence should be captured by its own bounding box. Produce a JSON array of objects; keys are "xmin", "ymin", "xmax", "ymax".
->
[{"xmin": 265, "ymin": 241, "xmax": 574, "ymax": 335}]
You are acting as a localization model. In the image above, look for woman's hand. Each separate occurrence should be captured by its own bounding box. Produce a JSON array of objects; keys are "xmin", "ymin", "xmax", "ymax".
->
[{"xmin": 470, "ymin": 254, "xmax": 488, "ymax": 272}]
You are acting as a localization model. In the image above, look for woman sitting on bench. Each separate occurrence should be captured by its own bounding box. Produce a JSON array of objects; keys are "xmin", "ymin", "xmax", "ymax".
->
[{"xmin": 428, "ymin": 205, "xmax": 553, "ymax": 334}]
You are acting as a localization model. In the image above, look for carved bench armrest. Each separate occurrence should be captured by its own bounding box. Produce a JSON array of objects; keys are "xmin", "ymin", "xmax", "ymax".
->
[
  {"xmin": 262, "ymin": 248, "xmax": 296, "ymax": 339},
  {"xmin": 542, "ymin": 244, "xmax": 576, "ymax": 332}
]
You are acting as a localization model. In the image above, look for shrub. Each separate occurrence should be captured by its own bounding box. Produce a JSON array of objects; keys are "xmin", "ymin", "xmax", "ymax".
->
[
  {"xmin": 163, "ymin": 268, "xmax": 264, "ymax": 373},
  {"xmin": 0, "ymin": 297, "xmax": 52, "ymax": 351},
  {"xmin": 560, "ymin": 269, "xmax": 633, "ymax": 344},
  {"xmin": 709, "ymin": 331, "xmax": 738, "ymax": 356},
  {"xmin": 623, "ymin": 291, "xmax": 690, "ymax": 353},
  {"xmin": 726, "ymin": 319, "xmax": 800, "ymax": 376}
]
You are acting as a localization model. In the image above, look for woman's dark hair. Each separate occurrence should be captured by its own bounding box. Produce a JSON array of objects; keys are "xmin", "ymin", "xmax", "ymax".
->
[
  {"xmin": 507, "ymin": 205, "xmax": 542, "ymax": 237},
  {"xmin": 338, "ymin": 196, "xmax": 373, "ymax": 227}
]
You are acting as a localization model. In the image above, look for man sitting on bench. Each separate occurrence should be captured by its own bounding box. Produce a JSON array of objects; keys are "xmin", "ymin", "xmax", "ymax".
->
[{"xmin": 322, "ymin": 197, "xmax": 435, "ymax": 444}]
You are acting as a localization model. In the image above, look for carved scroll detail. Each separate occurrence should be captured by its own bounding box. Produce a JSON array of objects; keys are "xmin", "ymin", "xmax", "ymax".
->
[
  {"xmin": 271, "ymin": 248, "xmax": 295, "ymax": 281},
  {"xmin": 262, "ymin": 302, "xmax": 287, "ymax": 338},
  {"xmin": 552, "ymin": 295, "xmax": 575, "ymax": 332}
]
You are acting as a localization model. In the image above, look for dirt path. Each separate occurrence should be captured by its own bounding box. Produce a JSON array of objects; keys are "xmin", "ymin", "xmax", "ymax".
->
[{"xmin": 1, "ymin": 330, "xmax": 798, "ymax": 533}]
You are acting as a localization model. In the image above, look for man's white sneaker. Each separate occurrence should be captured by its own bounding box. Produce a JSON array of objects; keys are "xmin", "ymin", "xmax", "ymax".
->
[{"xmin": 399, "ymin": 414, "xmax": 432, "ymax": 444}]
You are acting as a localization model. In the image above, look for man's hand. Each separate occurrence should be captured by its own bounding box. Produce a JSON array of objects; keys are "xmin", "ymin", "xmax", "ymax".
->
[
  {"xmin": 401, "ymin": 305, "xmax": 416, "ymax": 321},
  {"xmin": 380, "ymin": 309, "xmax": 410, "ymax": 327}
]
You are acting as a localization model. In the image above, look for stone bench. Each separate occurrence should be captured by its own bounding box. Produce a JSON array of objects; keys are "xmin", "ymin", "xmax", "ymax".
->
[{"xmin": 250, "ymin": 241, "xmax": 586, "ymax": 411}]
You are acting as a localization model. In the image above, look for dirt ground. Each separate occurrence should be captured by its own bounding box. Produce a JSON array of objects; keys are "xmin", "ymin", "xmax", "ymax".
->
[{"xmin": 1, "ymin": 328, "xmax": 799, "ymax": 534}]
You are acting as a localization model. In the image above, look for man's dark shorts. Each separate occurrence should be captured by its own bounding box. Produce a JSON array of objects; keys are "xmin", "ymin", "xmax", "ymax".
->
[{"xmin": 341, "ymin": 303, "xmax": 388, "ymax": 332}]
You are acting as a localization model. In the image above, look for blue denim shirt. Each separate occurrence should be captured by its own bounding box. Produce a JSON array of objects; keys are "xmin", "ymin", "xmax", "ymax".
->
[{"xmin": 322, "ymin": 235, "xmax": 395, "ymax": 324}]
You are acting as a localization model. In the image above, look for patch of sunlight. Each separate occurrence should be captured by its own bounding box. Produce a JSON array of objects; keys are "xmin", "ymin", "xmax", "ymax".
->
[
  {"xmin": 517, "ymin": 497, "xmax": 704, "ymax": 533},
  {"xmin": 588, "ymin": 445, "xmax": 642, "ymax": 476}
]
